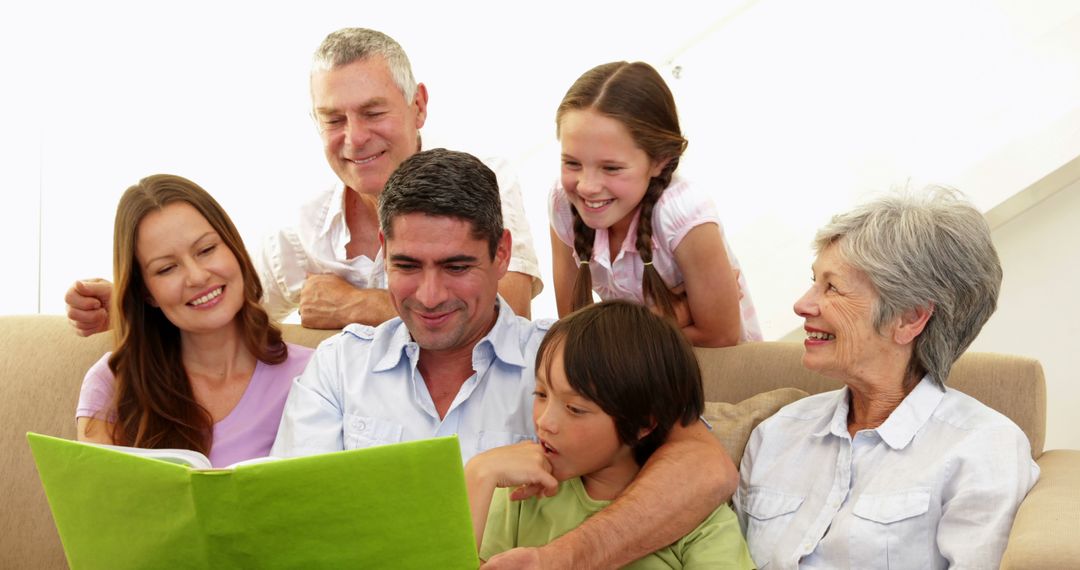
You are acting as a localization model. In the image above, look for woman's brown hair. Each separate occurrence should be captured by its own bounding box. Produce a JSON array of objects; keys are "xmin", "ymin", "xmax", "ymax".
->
[
  {"xmin": 108, "ymin": 174, "xmax": 286, "ymax": 454},
  {"xmin": 537, "ymin": 300, "xmax": 703, "ymax": 465},
  {"xmin": 556, "ymin": 61, "xmax": 688, "ymax": 318}
]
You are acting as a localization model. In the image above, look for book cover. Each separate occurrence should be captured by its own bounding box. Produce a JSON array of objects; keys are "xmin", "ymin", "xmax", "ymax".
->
[{"xmin": 28, "ymin": 432, "xmax": 479, "ymax": 569}]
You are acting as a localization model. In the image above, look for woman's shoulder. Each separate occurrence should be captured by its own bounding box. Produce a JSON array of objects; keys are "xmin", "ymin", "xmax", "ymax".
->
[
  {"xmin": 83, "ymin": 351, "xmax": 115, "ymax": 381},
  {"xmin": 936, "ymin": 386, "xmax": 1030, "ymax": 436},
  {"xmin": 262, "ymin": 342, "xmax": 315, "ymax": 375}
]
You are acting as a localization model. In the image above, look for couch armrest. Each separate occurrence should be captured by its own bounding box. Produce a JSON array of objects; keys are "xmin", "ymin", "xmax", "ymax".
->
[{"xmin": 1000, "ymin": 449, "xmax": 1080, "ymax": 569}]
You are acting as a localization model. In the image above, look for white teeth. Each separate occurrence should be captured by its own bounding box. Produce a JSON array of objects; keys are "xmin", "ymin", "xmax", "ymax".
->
[
  {"xmin": 807, "ymin": 331, "xmax": 835, "ymax": 340},
  {"xmin": 584, "ymin": 199, "xmax": 613, "ymax": 208},
  {"xmin": 190, "ymin": 287, "xmax": 223, "ymax": 306},
  {"xmin": 349, "ymin": 154, "xmax": 379, "ymax": 165}
]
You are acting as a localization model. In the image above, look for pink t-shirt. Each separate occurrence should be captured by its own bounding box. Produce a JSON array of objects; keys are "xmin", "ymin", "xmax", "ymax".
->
[
  {"xmin": 550, "ymin": 175, "xmax": 762, "ymax": 341},
  {"xmin": 76, "ymin": 343, "xmax": 313, "ymax": 467}
]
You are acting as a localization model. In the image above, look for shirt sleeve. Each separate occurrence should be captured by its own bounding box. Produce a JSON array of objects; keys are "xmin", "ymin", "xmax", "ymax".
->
[
  {"xmin": 654, "ymin": 181, "xmax": 723, "ymax": 253},
  {"xmin": 547, "ymin": 182, "xmax": 575, "ymax": 252},
  {"xmin": 936, "ymin": 425, "xmax": 1040, "ymax": 568},
  {"xmin": 76, "ymin": 352, "xmax": 117, "ymax": 421},
  {"xmin": 269, "ymin": 337, "xmax": 347, "ymax": 458},
  {"xmin": 255, "ymin": 227, "xmax": 308, "ymax": 323},
  {"xmin": 488, "ymin": 157, "xmax": 543, "ymax": 296},
  {"xmin": 678, "ymin": 505, "xmax": 756, "ymax": 569},
  {"xmin": 479, "ymin": 487, "xmax": 521, "ymax": 561}
]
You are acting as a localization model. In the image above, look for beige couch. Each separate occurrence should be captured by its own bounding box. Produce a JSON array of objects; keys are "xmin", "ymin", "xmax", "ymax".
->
[{"xmin": 2, "ymin": 315, "xmax": 1076, "ymax": 568}]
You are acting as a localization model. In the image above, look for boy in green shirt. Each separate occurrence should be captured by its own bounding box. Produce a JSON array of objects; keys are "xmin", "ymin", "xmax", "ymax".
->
[{"xmin": 467, "ymin": 301, "xmax": 754, "ymax": 568}]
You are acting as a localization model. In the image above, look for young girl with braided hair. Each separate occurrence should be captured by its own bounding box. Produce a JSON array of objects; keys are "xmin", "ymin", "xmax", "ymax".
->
[{"xmin": 549, "ymin": 61, "xmax": 761, "ymax": 346}]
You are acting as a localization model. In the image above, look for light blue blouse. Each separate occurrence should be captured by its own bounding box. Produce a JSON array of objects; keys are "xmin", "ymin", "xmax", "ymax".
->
[{"xmin": 735, "ymin": 377, "xmax": 1039, "ymax": 569}]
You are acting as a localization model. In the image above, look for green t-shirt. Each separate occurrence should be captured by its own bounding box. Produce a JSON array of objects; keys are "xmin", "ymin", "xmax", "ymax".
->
[{"xmin": 480, "ymin": 477, "xmax": 755, "ymax": 569}]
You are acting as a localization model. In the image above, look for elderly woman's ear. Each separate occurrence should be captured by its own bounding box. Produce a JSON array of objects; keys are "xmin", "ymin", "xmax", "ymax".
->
[{"xmin": 892, "ymin": 303, "xmax": 933, "ymax": 345}]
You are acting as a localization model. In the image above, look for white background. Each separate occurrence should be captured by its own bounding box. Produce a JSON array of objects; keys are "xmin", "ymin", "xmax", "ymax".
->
[{"xmin": 1, "ymin": 1, "xmax": 1077, "ymax": 448}]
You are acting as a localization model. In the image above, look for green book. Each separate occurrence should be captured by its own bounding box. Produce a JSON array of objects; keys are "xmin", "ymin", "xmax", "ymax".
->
[{"xmin": 27, "ymin": 432, "xmax": 479, "ymax": 569}]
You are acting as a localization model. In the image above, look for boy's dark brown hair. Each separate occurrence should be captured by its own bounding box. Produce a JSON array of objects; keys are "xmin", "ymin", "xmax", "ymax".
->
[{"xmin": 536, "ymin": 300, "xmax": 703, "ymax": 465}]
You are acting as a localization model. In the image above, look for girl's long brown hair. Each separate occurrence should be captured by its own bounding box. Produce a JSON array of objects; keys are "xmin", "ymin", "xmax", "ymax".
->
[
  {"xmin": 556, "ymin": 61, "xmax": 688, "ymax": 318},
  {"xmin": 108, "ymin": 174, "xmax": 286, "ymax": 454}
]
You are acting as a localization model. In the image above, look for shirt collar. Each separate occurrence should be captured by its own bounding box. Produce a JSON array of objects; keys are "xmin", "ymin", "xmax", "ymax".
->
[
  {"xmin": 814, "ymin": 388, "xmax": 853, "ymax": 439},
  {"xmin": 874, "ymin": 375, "xmax": 945, "ymax": 450},
  {"xmin": 813, "ymin": 376, "xmax": 945, "ymax": 449},
  {"xmin": 316, "ymin": 181, "xmax": 348, "ymax": 238},
  {"xmin": 371, "ymin": 296, "xmax": 526, "ymax": 373}
]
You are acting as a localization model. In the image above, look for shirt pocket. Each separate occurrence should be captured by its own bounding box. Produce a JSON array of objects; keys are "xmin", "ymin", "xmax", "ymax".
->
[
  {"xmin": 741, "ymin": 486, "xmax": 805, "ymax": 568},
  {"xmin": 343, "ymin": 414, "xmax": 404, "ymax": 450},
  {"xmin": 851, "ymin": 487, "xmax": 932, "ymax": 570},
  {"xmin": 475, "ymin": 430, "xmax": 534, "ymax": 455}
]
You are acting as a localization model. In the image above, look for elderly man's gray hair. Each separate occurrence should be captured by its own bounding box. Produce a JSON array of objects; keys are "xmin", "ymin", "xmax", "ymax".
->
[
  {"xmin": 814, "ymin": 186, "xmax": 1002, "ymax": 387},
  {"xmin": 312, "ymin": 28, "xmax": 418, "ymax": 104}
]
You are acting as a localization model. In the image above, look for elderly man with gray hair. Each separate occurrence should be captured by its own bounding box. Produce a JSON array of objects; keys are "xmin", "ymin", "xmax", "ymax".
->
[
  {"xmin": 64, "ymin": 27, "xmax": 541, "ymax": 333},
  {"xmin": 735, "ymin": 187, "xmax": 1039, "ymax": 569}
]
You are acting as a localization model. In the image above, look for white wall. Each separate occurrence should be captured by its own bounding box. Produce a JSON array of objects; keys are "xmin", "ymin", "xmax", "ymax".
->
[
  {"xmin": 972, "ymin": 179, "xmax": 1080, "ymax": 451},
  {"xmin": 1, "ymin": 2, "xmax": 1078, "ymax": 445}
]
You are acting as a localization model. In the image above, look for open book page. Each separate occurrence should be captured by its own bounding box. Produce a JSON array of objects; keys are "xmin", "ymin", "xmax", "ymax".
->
[
  {"xmin": 87, "ymin": 442, "xmax": 281, "ymax": 470},
  {"xmin": 88, "ymin": 442, "xmax": 213, "ymax": 469}
]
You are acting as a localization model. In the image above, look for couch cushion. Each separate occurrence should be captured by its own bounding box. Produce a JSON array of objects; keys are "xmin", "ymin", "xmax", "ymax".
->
[
  {"xmin": 704, "ymin": 387, "xmax": 810, "ymax": 466},
  {"xmin": 1000, "ymin": 449, "xmax": 1080, "ymax": 568}
]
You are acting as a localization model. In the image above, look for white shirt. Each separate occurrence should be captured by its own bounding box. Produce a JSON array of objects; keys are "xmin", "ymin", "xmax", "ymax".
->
[
  {"xmin": 257, "ymin": 157, "xmax": 542, "ymax": 322},
  {"xmin": 270, "ymin": 299, "xmax": 551, "ymax": 463},
  {"xmin": 549, "ymin": 175, "xmax": 762, "ymax": 341},
  {"xmin": 735, "ymin": 377, "xmax": 1039, "ymax": 570}
]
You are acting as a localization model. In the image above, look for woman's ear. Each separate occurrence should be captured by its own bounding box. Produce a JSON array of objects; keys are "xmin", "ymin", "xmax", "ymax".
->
[
  {"xmin": 893, "ymin": 304, "xmax": 933, "ymax": 345},
  {"xmin": 145, "ymin": 295, "xmax": 159, "ymax": 308}
]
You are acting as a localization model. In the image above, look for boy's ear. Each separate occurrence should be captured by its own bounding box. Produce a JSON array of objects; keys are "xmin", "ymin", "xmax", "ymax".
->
[{"xmin": 637, "ymin": 420, "xmax": 657, "ymax": 441}]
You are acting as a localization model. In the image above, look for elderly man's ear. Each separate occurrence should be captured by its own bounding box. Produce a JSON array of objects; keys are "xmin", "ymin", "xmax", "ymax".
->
[{"xmin": 893, "ymin": 304, "xmax": 933, "ymax": 345}]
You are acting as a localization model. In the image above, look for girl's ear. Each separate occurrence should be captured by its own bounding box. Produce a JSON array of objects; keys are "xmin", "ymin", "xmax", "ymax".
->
[{"xmin": 649, "ymin": 156, "xmax": 672, "ymax": 178}]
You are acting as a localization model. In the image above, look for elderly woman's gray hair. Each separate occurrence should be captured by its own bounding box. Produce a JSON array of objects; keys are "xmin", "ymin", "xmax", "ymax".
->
[{"xmin": 814, "ymin": 186, "xmax": 1001, "ymax": 386}]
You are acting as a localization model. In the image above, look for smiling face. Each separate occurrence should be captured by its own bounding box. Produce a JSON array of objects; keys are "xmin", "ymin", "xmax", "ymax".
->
[
  {"xmin": 558, "ymin": 109, "xmax": 665, "ymax": 237},
  {"xmin": 533, "ymin": 343, "xmax": 638, "ymax": 495},
  {"xmin": 312, "ymin": 56, "xmax": 428, "ymax": 196},
  {"xmin": 136, "ymin": 202, "xmax": 245, "ymax": 337},
  {"xmin": 383, "ymin": 213, "xmax": 509, "ymax": 354},
  {"xmin": 794, "ymin": 243, "xmax": 908, "ymax": 384}
]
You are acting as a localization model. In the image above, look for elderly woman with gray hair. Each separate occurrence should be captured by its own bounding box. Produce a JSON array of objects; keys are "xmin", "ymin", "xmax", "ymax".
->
[{"xmin": 735, "ymin": 187, "xmax": 1039, "ymax": 569}]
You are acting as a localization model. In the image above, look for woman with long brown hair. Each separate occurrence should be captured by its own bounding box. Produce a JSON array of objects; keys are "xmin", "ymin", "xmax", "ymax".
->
[{"xmin": 76, "ymin": 174, "xmax": 312, "ymax": 466}]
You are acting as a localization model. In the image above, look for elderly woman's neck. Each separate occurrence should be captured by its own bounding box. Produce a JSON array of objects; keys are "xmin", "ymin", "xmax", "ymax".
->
[{"xmin": 846, "ymin": 373, "xmax": 921, "ymax": 438}]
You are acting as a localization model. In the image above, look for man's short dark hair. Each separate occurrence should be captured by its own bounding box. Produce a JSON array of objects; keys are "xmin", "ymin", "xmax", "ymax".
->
[{"xmin": 378, "ymin": 148, "xmax": 503, "ymax": 258}]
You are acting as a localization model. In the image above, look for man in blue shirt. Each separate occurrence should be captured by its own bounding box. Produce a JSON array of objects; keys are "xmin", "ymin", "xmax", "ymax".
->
[{"xmin": 272, "ymin": 148, "xmax": 736, "ymax": 569}]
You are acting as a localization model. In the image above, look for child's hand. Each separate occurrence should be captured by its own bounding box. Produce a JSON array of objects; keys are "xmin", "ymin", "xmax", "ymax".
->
[{"xmin": 466, "ymin": 442, "xmax": 559, "ymax": 499}]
